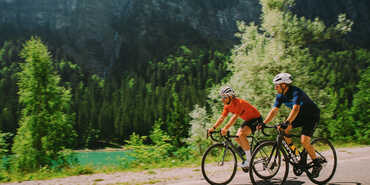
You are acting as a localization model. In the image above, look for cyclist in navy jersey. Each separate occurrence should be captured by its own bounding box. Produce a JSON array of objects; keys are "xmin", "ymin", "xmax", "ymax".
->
[{"xmin": 259, "ymin": 73, "xmax": 322, "ymax": 178}]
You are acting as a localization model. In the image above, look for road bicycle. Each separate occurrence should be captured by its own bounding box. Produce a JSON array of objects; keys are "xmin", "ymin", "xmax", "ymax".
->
[
  {"xmin": 201, "ymin": 129, "xmax": 267, "ymax": 185},
  {"xmin": 249, "ymin": 124, "xmax": 337, "ymax": 185}
]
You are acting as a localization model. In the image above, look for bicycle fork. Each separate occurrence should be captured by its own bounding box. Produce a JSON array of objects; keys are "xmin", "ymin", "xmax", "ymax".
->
[
  {"xmin": 264, "ymin": 134, "xmax": 286, "ymax": 172},
  {"xmin": 267, "ymin": 141, "xmax": 280, "ymax": 171},
  {"xmin": 217, "ymin": 142, "xmax": 230, "ymax": 166}
]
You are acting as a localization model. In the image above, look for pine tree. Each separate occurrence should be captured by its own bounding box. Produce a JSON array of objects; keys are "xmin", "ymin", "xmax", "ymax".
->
[{"xmin": 12, "ymin": 37, "xmax": 75, "ymax": 171}]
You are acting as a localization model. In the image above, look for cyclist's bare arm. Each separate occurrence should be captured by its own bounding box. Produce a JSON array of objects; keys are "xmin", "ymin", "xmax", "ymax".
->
[
  {"xmin": 263, "ymin": 107, "xmax": 279, "ymax": 124},
  {"xmin": 222, "ymin": 114, "xmax": 238, "ymax": 135},
  {"xmin": 209, "ymin": 115, "xmax": 227, "ymax": 134},
  {"xmin": 286, "ymin": 104, "xmax": 300, "ymax": 124},
  {"xmin": 223, "ymin": 114, "xmax": 238, "ymax": 130}
]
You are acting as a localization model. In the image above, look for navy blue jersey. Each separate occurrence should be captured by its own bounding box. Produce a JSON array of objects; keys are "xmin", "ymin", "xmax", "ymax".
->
[{"xmin": 274, "ymin": 86, "xmax": 319, "ymax": 115}]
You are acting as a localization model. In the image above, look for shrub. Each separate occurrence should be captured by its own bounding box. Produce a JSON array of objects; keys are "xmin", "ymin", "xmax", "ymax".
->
[{"xmin": 121, "ymin": 120, "xmax": 175, "ymax": 168}]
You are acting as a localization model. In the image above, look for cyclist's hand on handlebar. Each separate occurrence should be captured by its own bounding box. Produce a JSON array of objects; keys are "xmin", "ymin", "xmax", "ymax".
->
[
  {"xmin": 278, "ymin": 121, "xmax": 291, "ymax": 130},
  {"xmin": 221, "ymin": 127, "xmax": 228, "ymax": 136},
  {"xmin": 208, "ymin": 127, "xmax": 215, "ymax": 136},
  {"xmin": 257, "ymin": 122, "xmax": 265, "ymax": 130}
]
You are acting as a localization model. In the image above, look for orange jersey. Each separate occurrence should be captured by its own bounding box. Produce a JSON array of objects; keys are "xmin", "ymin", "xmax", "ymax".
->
[{"xmin": 222, "ymin": 98, "xmax": 261, "ymax": 121}]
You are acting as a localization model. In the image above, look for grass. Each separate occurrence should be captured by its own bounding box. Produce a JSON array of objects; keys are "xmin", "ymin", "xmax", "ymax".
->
[
  {"xmin": 0, "ymin": 154, "xmax": 201, "ymax": 183},
  {"xmin": 0, "ymin": 142, "xmax": 367, "ymax": 183},
  {"xmin": 0, "ymin": 165, "xmax": 96, "ymax": 182},
  {"xmin": 332, "ymin": 142, "xmax": 368, "ymax": 149}
]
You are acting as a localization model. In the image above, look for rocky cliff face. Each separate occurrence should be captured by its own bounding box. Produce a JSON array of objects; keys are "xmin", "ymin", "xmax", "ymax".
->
[
  {"xmin": 0, "ymin": 0, "xmax": 369, "ymax": 75},
  {"xmin": 0, "ymin": 0, "xmax": 261, "ymax": 75}
]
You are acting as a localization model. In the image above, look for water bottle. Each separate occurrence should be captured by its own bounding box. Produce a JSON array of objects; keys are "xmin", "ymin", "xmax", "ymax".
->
[
  {"xmin": 290, "ymin": 144, "xmax": 299, "ymax": 156},
  {"xmin": 290, "ymin": 144, "xmax": 301, "ymax": 161},
  {"xmin": 283, "ymin": 140, "xmax": 299, "ymax": 163}
]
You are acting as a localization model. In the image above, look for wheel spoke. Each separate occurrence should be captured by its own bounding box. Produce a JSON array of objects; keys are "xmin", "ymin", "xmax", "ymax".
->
[
  {"xmin": 202, "ymin": 144, "xmax": 237, "ymax": 185},
  {"xmin": 306, "ymin": 138, "xmax": 337, "ymax": 184},
  {"xmin": 250, "ymin": 141, "xmax": 289, "ymax": 184}
]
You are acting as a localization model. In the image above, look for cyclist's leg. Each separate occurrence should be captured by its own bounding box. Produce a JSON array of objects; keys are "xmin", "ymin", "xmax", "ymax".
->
[
  {"xmin": 237, "ymin": 117, "xmax": 260, "ymax": 150},
  {"xmin": 235, "ymin": 128, "xmax": 242, "ymax": 146},
  {"xmin": 283, "ymin": 124, "xmax": 293, "ymax": 144},
  {"xmin": 300, "ymin": 118, "xmax": 318, "ymax": 160},
  {"xmin": 235, "ymin": 126, "xmax": 252, "ymax": 169},
  {"xmin": 302, "ymin": 135, "xmax": 315, "ymax": 158},
  {"xmin": 300, "ymin": 117, "xmax": 323, "ymax": 177},
  {"xmin": 236, "ymin": 126, "xmax": 252, "ymax": 151}
]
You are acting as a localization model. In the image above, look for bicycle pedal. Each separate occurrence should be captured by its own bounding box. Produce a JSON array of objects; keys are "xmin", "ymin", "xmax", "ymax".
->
[{"xmin": 241, "ymin": 167, "xmax": 249, "ymax": 173}]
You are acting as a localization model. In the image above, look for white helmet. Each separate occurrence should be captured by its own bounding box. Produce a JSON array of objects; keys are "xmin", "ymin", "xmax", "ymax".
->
[
  {"xmin": 220, "ymin": 86, "xmax": 236, "ymax": 98},
  {"xmin": 273, "ymin": 73, "xmax": 293, "ymax": 85}
]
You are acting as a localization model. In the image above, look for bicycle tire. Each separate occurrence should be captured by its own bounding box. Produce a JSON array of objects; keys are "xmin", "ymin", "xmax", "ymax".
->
[
  {"xmin": 249, "ymin": 141, "xmax": 289, "ymax": 185},
  {"xmin": 305, "ymin": 138, "xmax": 337, "ymax": 184},
  {"xmin": 250, "ymin": 140, "xmax": 270, "ymax": 154},
  {"xmin": 253, "ymin": 140, "xmax": 281, "ymax": 179},
  {"xmin": 201, "ymin": 143, "xmax": 237, "ymax": 185}
]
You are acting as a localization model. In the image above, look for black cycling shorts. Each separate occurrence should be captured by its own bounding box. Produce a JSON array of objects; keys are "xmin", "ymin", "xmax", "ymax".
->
[
  {"xmin": 241, "ymin": 116, "xmax": 263, "ymax": 134},
  {"xmin": 292, "ymin": 111, "xmax": 320, "ymax": 137}
]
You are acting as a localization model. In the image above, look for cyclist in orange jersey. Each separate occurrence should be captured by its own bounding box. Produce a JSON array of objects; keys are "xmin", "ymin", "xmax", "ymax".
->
[{"xmin": 208, "ymin": 86, "xmax": 263, "ymax": 170}]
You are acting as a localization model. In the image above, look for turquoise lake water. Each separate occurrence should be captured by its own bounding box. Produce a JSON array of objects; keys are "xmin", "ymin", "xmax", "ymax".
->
[
  {"xmin": 1, "ymin": 150, "xmax": 135, "ymax": 169},
  {"xmin": 74, "ymin": 150, "xmax": 134, "ymax": 167}
]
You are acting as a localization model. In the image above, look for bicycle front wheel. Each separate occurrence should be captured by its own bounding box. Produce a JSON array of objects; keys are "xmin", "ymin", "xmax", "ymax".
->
[
  {"xmin": 249, "ymin": 141, "xmax": 289, "ymax": 185},
  {"xmin": 306, "ymin": 138, "xmax": 337, "ymax": 184},
  {"xmin": 201, "ymin": 143, "xmax": 237, "ymax": 185}
]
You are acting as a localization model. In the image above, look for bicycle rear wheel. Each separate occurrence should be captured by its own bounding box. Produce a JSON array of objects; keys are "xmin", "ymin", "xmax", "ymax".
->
[
  {"xmin": 249, "ymin": 141, "xmax": 289, "ymax": 185},
  {"xmin": 305, "ymin": 138, "xmax": 337, "ymax": 184},
  {"xmin": 201, "ymin": 143, "xmax": 237, "ymax": 185}
]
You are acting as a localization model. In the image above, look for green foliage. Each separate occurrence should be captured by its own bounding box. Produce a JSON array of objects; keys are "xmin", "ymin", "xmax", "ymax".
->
[
  {"xmin": 187, "ymin": 105, "xmax": 212, "ymax": 154},
  {"xmin": 317, "ymin": 49, "xmax": 370, "ymax": 140},
  {"xmin": 0, "ymin": 133, "xmax": 11, "ymax": 157},
  {"xmin": 143, "ymin": 46, "xmax": 230, "ymax": 146},
  {"xmin": 52, "ymin": 149, "xmax": 78, "ymax": 169},
  {"xmin": 347, "ymin": 68, "xmax": 370, "ymax": 144},
  {"xmin": 122, "ymin": 120, "xmax": 174, "ymax": 167},
  {"xmin": 66, "ymin": 165, "xmax": 94, "ymax": 175},
  {"xmin": 121, "ymin": 119, "xmax": 198, "ymax": 169},
  {"xmin": 73, "ymin": 45, "xmax": 231, "ymax": 148},
  {"xmin": 0, "ymin": 132, "xmax": 12, "ymax": 172},
  {"xmin": 11, "ymin": 37, "xmax": 76, "ymax": 171},
  {"xmin": 0, "ymin": 41, "xmax": 22, "ymax": 134},
  {"xmin": 149, "ymin": 119, "xmax": 171, "ymax": 145},
  {"xmin": 173, "ymin": 146, "xmax": 194, "ymax": 161},
  {"xmin": 0, "ymin": 171, "xmax": 10, "ymax": 182}
]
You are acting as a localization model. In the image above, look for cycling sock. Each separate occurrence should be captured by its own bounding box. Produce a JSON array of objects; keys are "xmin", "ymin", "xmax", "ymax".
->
[{"xmin": 245, "ymin": 150, "xmax": 251, "ymax": 162}]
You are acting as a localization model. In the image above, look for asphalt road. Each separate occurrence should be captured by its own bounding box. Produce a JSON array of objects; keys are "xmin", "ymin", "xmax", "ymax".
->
[{"xmin": 169, "ymin": 146, "xmax": 370, "ymax": 185}]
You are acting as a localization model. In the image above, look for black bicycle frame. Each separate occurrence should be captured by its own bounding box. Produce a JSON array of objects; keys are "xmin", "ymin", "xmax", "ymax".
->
[
  {"xmin": 222, "ymin": 135, "xmax": 258, "ymax": 162},
  {"xmin": 263, "ymin": 129, "xmax": 299, "ymax": 166},
  {"xmin": 275, "ymin": 129, "xmax": 309, "ymax": 167}
]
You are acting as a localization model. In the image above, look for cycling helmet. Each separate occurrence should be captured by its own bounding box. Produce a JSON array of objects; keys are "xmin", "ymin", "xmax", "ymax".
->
[
  {"xmin": 273, "ymin": 73, "xmax": 293, "ymax": 85},
  {"xmin": 220, "ymin": 86, "xmax": 236, "ymax": 98}
]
